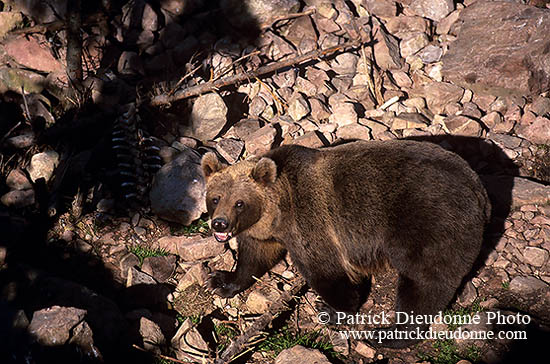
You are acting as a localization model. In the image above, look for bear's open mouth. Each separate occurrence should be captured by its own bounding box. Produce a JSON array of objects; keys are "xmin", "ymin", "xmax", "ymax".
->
[{"xmin": 214, "ymin": 232, "xmax": 232, "ymax": 242}]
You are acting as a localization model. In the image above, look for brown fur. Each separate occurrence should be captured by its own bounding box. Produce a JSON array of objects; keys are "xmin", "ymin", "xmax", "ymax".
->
[{"xmin": 202, "ymin": 140, "xmax": 491, "ymax": 348}]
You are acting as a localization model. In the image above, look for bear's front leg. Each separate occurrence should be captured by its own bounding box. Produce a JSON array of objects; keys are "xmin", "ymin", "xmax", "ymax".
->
[{"xmin": 208, "ymin": 235, "xmax": 286, "ymax": 297}]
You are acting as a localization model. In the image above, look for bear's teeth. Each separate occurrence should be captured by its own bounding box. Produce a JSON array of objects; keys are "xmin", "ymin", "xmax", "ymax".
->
[{"xmin": 214, "ymin": 232, "xmax": 231, "ymax": 242}]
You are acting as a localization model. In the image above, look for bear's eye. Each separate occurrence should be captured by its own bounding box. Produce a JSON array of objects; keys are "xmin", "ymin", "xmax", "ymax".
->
[
  {"xmin": 212, "ymin": 197, "xmax": 219, "ymax": 205},
  {"xmin": 235, "ymin": 200, "xmax": 244, "ymax": 209}
]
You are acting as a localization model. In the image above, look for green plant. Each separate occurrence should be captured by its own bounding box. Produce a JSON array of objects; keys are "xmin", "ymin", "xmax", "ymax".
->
[
  {"xmin": 257, "ymin": 327, "xmax": 337, "ymax": 359},
  {"xmin": 129, "ymin": 244, "xmax": 169, "ymax": 266},
  {"xmin": 215, "ymin": 323, "xmax": 239, "ymax": 352},
  {"xmin": 171, "ymin": 218, "xmax": 210, "ymax": 236},
  {"xmin": 502, "ymin": 281, "xmax": 510, "ymax": 289}
]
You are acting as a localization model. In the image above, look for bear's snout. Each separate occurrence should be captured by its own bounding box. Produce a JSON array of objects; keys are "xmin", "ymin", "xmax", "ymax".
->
[{"xmin": 212, "ymin": 217, "xmax": 229, "ymax": 232}]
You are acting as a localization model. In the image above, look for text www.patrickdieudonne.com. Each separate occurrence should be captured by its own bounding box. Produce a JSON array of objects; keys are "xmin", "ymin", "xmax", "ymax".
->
[{"xmin": 317, "ymin": 311, "xmax": 529, "ymax": 344}]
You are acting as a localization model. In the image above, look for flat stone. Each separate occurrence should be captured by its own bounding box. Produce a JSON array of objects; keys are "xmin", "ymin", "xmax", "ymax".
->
[
  {"xmin": 444, "ymin": 115, "xmax": 482, "ymax": 137},
  {"xmin": 142, "ymin": 255, "xmax": 177, "ymax": 282},
  {"xmin": 400, "ymin": 32, "xmax": 429, "ymax": 58},
  {"xmin": 373, "ymin": 26, "xmax": 403, "ymax": 70},
  {"xmin": 4, "ymin": 34, "xmax": 64, "ymax": 73},
  {"xmin": 355, "ymin": 341, "xmax": 376, "ymax": 358},
  {"xmin": 364, "ymin": 0, "xmax": 397, "ymax": 18},
  {"xmin": 522, "ymin": 247, "xmax": 549, "ymax": 267},
  {"xmin": 509, "ymin": 276, "xmax": 548, "ymax": 294},
  {"xmin": 156, "ymin": 235, "xmax": 225, "ymax": 261},
  {"xmin": 292, "ymin": 131, "xmax": 326, "ymax": 148},
  {"xmin": 421, "ymin": 81, "xmax": 464, "ymax": 114},
  {"xmin": 442, "ymin": 2, "xmax": 550, "ymax": 97},
  {"xmin": 336, "ymin": 124, "xmax": 371, "ymax": 140},
  {"xmin": 127, "ymin": 267, "xmax": 157, "ymax": 287}
]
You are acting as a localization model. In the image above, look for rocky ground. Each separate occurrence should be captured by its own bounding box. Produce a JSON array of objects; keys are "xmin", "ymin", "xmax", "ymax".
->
[{"xmin": 1, "ymin": 0, "xmax": 550, "ymax": 363}]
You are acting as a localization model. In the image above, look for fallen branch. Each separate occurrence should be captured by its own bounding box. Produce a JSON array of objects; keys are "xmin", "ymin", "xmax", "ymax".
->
[
  {"xmin": 215, "ymin": 276, "xmax": 307, "ymax": 364},
  {"xmin": 150, "ymin": 40, "xmax": 368, "ymax": 106}
]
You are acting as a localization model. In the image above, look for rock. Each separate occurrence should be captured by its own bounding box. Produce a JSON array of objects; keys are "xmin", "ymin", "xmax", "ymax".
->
[
  {"xmin": 176, "ymin": 263, "xmax": 209, "ymax": 292},
  {"xmin": 0, "ymin": 68, "xmax": 46, "ymax": 95},
  {"xmin": 139, "ymin": 317, "xmax": 165, "ymax": 352},
  {"xmin": 410, "ymin": 0, "xmax": 454, "ymax": 22},
  {"xmin": 141, "ymin": 3, "xmax": 159, "ymax": 31},
  {"xmin": 373, "ymin": 26, "xmax": 403, "ymax": 70},
  {"xmin": 522, "ymin": 247, "xmax": 549, "ymax": 268},
  {"xmin": 4, "ymin": 34, "xmax": 64, "ymax": 73},
  {"xmin": 516, "ymin": 116, "xmax": 550, "ymax": 145},
  {"xmin": 336, "ymin": 124, "xmax": 371, "ymax": 140},
  {"xmin": 309, "ymin": 98, "xmax": 331, "ymax": 121},
  {"xmin": 221, "ymin": 0, "xmax": 300, "ymax": 28},
  {"xmin": 215, "ymin": 138, "xmax": 244, "ymax": 164},
  {"xmin": 150, "ymin": 147, "xmax": 206, "ymax": 225},
  {"xmin": 27, "ymin": 306, "xmax": 95, "ymax": 357},
  {"xmin": 225, "ymin": 118, "xmax": 262, "ymax": 140},
  {"xmin": 364, "ymin": 0, "xmax": 397, "ymax": 18},
  {"xmin": 288, "ymin": 93, "xmax": 311, "ymax": 121},
  {"xmin": 156, "ymin": 235, "xmax": 225, "ymax": 261},
  {"xmin": 442, "ymin": 2, "xmax": 550, "ymax": 97},
  {"xmin": 244, "ymin": 124, "xmax": 277, "ymax": 155},
  {"xmin": 171, "ymin": 318, "xmax": 209, "ymax": 360},
  {"xmin": 355, "ymin": 341, "xmax": 376, "ymax": 358},
  {"xmin": 418, "ymin": 44, "xmax": 443, "ymax": 64},
  {"xmin": 511, "ymin": 177, "xmax": 550, "ymax": 207},
  {"xmin": 249, "ymin": 96, "xmax": 267, "ymax": 117},
  {"xmin": 246, "ymin": 287, "xmax": 280, "ymax": 314},
  {"xmin": 142, "ymin": 255, "xmax": 177, "ymax": 282},
  {"xmin": 385, "ymin": 15, "xmax": 429, "ymax": 37},
  {"xmin": 10, "ymin": 0, "xmax": 67, "ymax": 23},
  {"xmin": 160, "ymin": 0, "xmax": 189, "ymax": 15},
  {"xmin": 292, "ymin": 131, "xmax": 326, "ymax": 148},
  {"xmin": 457, "ymin": 281, "xmax": 478, "ymax": 306},
  {"xmin": 400, "ymin": 32, "xmax": 429, "ymax": 58},
  {"xmin": 328, "ymin": 101, "xmax": 358, "ymax": 126},
  {"xmin": 1, "ymin": 189, "xmax": 35, "ymax": 208},
  {"xmin": 529, "ymin": 96, "xmax": 550, "ymax": 116},
  {"xmin": 481, "ymin": 111, "xmax": 503, "ymax": 130},
  {"xmin": 189, "ymin": 93, "xmax": 228, "ymax": 140},
  {"xmin": 119, "ymin": 253, "xmax": 140, "ymax": 279},
  {"xmin": 6, "ymin": 168, "xmax": 32, "ymax": 190},
  {"xmin": 421, "ymin": 82, "xmax": 464, "ymax": 114},
  {"xmin": 444, "ymin": 115, "xmax": 482, "ymax": 137},
  {"xmin": 117, "ymin": 51, "xmax": 144, "ymax": 75},
  {"xmin": 331, "ymin": 53, "xmax": 358, "ymax": 75},
  {"xmin": 509, "ymin": 276, "xmax": 548, "ymax": 294},
  {"xmin": 27, "ymin": 151, "xmax": 59, "ymax": 183},
  {"xmin": 391, "ymin": 113, "xmax": 430, "ymax": 130},
  {"xmin": 275, "ymin": 345, "xmax": 331, "ymax": 364},
  {"xmin": 0, "ymin": 12, "xmax": 24, "ymax": 39},
  {"xmin": 436, "ymin": 9, "xmax": 461, "ymax": 35},
  {"xmin": 127, "ymin": 267, "xmax": 157, "ymax": 287}
]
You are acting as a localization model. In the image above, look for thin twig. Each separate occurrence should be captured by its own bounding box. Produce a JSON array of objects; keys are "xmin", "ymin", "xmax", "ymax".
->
[
  {"xmin": 151, "ymin": 40, "xmax": 367, "ymax": 106},
  {"xmin": 131, "ymin": 344, "xmax": 200, "ymax": 364},
  {"xmin": 261, "ymin": 9, "xmax": 316, "ymax": 30}
]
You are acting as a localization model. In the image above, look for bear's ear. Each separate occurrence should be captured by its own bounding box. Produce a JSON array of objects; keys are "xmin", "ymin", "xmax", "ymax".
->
[
  {"xmin": 252, "ymin": 157, "xmax": 277, "ymax": 184},
  {"xmin": 201, "ymin": 152, "xmax": 225, "ymax": 179}
]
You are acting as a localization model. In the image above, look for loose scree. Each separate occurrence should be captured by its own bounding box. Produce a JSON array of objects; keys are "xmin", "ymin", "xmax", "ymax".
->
[{"xmin": 201, "ymin": 140, "xmax": 491, "ymax": 348}]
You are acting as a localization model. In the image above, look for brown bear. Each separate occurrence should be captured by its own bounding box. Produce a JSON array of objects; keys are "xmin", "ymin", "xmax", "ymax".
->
[{"xmin": 201, "ymin": 140, "xmax": 491, "ymax": 348}]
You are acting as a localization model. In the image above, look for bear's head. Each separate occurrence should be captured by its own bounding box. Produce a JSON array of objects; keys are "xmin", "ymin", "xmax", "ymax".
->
[{"xmin": 201, "ymin": 152, "xmax": 278, "ymax": 242}]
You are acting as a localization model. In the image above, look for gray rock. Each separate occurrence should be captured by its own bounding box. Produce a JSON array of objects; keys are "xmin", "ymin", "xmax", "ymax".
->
[
  {"xmin": 120, "ymin": 253, "xmax": 140, "ymax": 279},
  {"xmin": 189, "ymin": 93, "xmax": 228, "ymax": 140},
  {"xmin": 410, "ymin": 0, "xmax": 454, "ymax": 22},
  {"xmin": 139, "ymin": 317, "xmax": 165, "ymax": 352},
  {"xmin": 309, "ymin": 98, "xmax": 331, "ymax": 121},
  {"xmin": 27, "ymin": 150, "xmax": 59, "ymax": 183},
  {"xmin": 249, "ymin": 96, "xmax": 267, "ymax": 118},
  {"xmin": 246, "ymin": 287, "xmax": 280, "ymax": 314},
  {"xmin": 225, "ymin": 118, "xmax": 262, "ymax": 140},
  {"xmin": 1, "ymin": 189, "xmax": 35, "ymax": 208},
  {"xmin": 150, "ymin": 147, "xmax": 206, "ymax": 225},
  {"xmin": 171, "ymin": 318, "xmax": 209, "ymax": 360},
  {"xmin": 529, "ymin": 96, "xmax": 550, "ymax": 117},
  {"xmin": 275, "ymin": 345, "xmax": 331, "ymax": 364},
  {"xmin": 418, "ymin": 44, "xmax": 443, "ymax": 64},
  {"xmin": 215, "ymin": 138, "xmax": 244, "ymax": 164},
  {"xmin": 442, "ymin": 2, "xmax": 550, "ymax": 97}
]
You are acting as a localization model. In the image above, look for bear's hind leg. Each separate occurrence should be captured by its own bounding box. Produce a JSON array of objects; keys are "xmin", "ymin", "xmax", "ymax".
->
[{"xmin": 373, "ymin": 274, "xmax": 458, "ymax": 348}]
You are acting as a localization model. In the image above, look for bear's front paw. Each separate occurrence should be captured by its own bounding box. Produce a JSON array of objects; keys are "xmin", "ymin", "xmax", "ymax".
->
[{"xmin": 207, "ymin": 270, "xmax": 241, "ymax": 298}]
